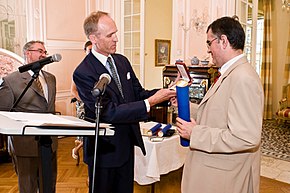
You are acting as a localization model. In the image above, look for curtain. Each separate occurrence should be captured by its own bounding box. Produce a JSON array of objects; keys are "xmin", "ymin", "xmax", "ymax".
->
[
  {"xmin": 261, "ymin": 0, "xmax": 273, "ymax": 119},
  {"xmin": 284, "ymin": 27, "xmax": 290, "ymax": 84}
]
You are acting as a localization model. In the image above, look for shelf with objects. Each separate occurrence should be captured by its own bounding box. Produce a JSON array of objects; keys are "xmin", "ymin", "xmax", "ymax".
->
[{"xmin": 149, "ymin": 63, "xmax": 219, "ymax": 124}]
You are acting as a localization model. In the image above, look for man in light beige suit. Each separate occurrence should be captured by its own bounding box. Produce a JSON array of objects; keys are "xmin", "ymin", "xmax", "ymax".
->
[
  {"xmin": 0, "ymin": 40, "xmax": 57, "ymax": 193},
  {"xmin": 176, "ymin": 16, "xmax": 264, "ymax": 193}
]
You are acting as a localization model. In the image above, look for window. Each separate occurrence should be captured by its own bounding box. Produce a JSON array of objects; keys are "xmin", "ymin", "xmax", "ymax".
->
[
  {"xmin": 236, "ymin": 0, "xmax": 264, "ymax": 75},
  {"xmin": 255, "ymin": 17, "xmax": 264, "ymax": 75},
  {"xmin": 122, "ymin": 0, "xmax": 144, "ymax": 83},
  {"xmin": 0, "ymin": 0, "xmax": 27, "ymax": 55}
]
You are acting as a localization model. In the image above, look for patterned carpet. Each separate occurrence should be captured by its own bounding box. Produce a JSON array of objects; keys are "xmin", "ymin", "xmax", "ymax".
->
[{"xmin": 261, "ymin": 120, "xmax": 290, "ymax": 161}]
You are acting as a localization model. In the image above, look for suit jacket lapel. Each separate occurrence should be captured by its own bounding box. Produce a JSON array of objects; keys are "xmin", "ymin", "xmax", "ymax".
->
[
  {"xmin": 20, "ymin": 72, "xmax": 44, "ymax": 97},
  {"xmin": 20, "ymin": 71, "xmax": 32, "ymax": 85},
  {"xmin": 199, "ymin": 56, "xmax": 248, "ymax": 107}
]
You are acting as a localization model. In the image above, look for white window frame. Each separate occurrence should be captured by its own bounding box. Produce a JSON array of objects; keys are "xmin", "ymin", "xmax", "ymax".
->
[{"xmin": 235, "ymin": 0, "xmax": 259, "ymax": 73}]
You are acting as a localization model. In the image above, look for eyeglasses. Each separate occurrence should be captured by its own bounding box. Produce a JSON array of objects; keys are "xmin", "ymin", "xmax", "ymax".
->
[
  {"xmin": 206, "ymin": 37, "xmax": 218, "ymax": 48},
  {"xmin": 28, "ymin": 49, "xmax": 48, "ymax": 55}
]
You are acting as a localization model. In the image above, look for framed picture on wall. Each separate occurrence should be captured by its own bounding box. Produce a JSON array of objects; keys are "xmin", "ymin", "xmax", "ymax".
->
[{"xmin": 155, "ymin": 39, "xmax": 171, "ymax": 66}]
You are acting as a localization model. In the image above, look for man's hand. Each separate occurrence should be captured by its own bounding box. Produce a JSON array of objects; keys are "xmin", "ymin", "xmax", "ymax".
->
[
  {"xmin": 148, "ymin": 89, "xmax": 176, "ymax": 107},
  {"xmin": 168, "ymin": 72, "xmax": 181, "ymax": 90},
  {"xmin": 170, "ymin": 96, "xmax": 177, "ymax": 107},
  {"xmin": 176, "ymin": 117, "xmax": 196, "ymax": 140}
]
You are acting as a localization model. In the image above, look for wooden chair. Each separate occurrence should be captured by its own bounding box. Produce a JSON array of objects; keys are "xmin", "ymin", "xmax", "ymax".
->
[{"xmin": 276, "ymin": 84, "xmax": 290, "ymax": 124}]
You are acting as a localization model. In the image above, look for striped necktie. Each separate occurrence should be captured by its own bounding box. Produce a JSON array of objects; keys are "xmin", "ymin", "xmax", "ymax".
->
[
  {"xmin": 107, "ymin": 57, "xmax": 124, "ymax": 98},
  {"xmin": 35, "ymin": 77, "xmax": 44, "ymax": 95}
]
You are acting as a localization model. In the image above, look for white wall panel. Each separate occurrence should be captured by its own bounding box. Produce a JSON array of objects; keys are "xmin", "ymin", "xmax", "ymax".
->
[{"xmin": 45, "ymin": 0, "xmax": 86, "ymax": 41}]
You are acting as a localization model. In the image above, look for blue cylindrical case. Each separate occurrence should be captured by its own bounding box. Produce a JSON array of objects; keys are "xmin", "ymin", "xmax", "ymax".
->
[
  {"xmin": 157, "ymin": 124, "xmax": 172, "ymax": 137},
  {"xmin": 176, "ymin": 81, "xmax": 190, "ymax": 147},
  {"xmin": 147, "ymin": 123, "xmax": 162, "ymax": 136}
]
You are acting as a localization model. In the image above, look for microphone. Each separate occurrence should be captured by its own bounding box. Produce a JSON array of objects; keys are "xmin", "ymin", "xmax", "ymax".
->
[
  {"xmin": 18, "ymin": 54, "xmax": 62, "ymax": 73},
  {"xmin": 91, "ymin": 73, "xmax": 111, "ymax": 97}
]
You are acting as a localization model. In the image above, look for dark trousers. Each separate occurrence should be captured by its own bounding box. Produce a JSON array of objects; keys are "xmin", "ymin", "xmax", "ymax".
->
[{"xmin": 87, "ymin": 150, "xmax": 134, "ymax": 193}]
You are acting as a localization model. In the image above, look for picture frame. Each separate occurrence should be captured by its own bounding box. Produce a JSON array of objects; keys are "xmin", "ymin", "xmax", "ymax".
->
[
  {"xmin": 155, "ymin": 39, "xmax": 171, "ymax": 66},
  {"xmin": 175, "ymin": 61, "xmax": 191, "ymax": 83}
]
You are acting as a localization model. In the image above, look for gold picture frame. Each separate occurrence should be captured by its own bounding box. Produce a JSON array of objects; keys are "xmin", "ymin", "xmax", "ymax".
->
[{"xmin": 155, "ymin": 39, "xmax": 171, "ymax": 66}]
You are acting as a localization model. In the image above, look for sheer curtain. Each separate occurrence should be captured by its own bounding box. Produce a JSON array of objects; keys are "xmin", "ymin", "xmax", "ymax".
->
[{"xmin": 261, "ymin": 0, "xmax": 273, "ymax": 119}]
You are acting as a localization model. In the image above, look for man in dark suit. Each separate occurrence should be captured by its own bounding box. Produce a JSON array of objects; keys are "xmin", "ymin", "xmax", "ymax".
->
[
  {"xmin": 73, "ymin": 11, "xmax": 176, "ymax": 193},
  {"xmin": 0, "ymin": 40, "xmax": 57, "ymax": 193}
]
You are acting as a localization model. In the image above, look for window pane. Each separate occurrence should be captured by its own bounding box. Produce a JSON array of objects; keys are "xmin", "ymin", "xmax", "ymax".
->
[
  {"xmin": 239, "ymin": 2, "xmax": 247, "ymax": 23},
  {"xmin": 133, "ymin": 0, "xmax": 140, "ymax": 15},
  {"xmin": 124, "ymin": 0, "xmax": 132, "ymax": 16},
  {"xmin": 245, "ymin": 46, "xmax": 251, "ymax": 63},
  {"xmin": 124, "ymin": 16, "xmax": 132, "ymax": 31},
  {"xmin": 124, "ymin": 49, "xmax": 132, "ymax": 62},
  {"xmin": 124, "ymin": 33, "xmax": 132, "ymax": 48},
  {"xmin": 132, "ymin": 49, "xmax": 140, "ymax": 65},
  {"xmin": 132, "ymin": 32, "xmax": 140, "ymax": 47},
  {"xmin": 247, "ymin": 5, "xmax": 253, "ymax": 25},
  {"xmin": 132, "ymin": 15, "xmax": 140, "ymax": 31},
  {"xmin": 245, "ymin": 26, "xmax": 252, "ymax": 46}
]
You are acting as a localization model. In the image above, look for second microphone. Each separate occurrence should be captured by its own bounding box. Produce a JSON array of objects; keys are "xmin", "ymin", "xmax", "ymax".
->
[{"xmin": 91, "ymin": 73, "xmax": 111, "ymax": 97}]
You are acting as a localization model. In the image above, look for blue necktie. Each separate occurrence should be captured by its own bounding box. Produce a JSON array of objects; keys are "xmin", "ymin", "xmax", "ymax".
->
[{"xmin": 107, "ymin": 57, "xmax": 124, "ymax": 98}]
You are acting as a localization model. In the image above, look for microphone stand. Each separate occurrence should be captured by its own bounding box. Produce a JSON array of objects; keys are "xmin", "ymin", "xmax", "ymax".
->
[
  {"xmin": 10, "ymin": 67, "xmax": 53, "ymax": 193},
  {"xmin": 12, "ymin": 60, "xmax": 47, "ymax": 110},
  {"xmin": 11, "ymin": 69, "xmax": 40, "ymax": 111},
  {"xmin": 91, "ymin": 85, "xmax": 107, "ymax": 193},
  {"xmin": 92, "ymin": 96, "xmax": 102, "ymax": 193}
]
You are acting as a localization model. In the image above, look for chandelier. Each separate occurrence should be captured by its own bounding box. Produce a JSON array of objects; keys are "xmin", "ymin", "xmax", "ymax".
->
[
  {"xmin": 282, "ymin": 0, "xmax": 290, "ymax": 12},
  {"xmin": 179, "ymin": 9, "xmax": 208, "ymax": 34}
]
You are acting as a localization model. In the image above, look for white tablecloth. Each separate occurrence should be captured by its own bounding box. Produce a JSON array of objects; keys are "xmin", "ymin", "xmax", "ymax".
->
[{"xmin": 134, "ymin": 122, "xmax": 189, "ymax": 185}]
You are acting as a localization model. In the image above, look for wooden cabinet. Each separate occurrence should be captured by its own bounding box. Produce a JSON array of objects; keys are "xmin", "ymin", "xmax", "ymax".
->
[
  {"xmin": 163, "ymin": 65, "xmax": 219, "ymax": 104},
  {"xmin": 149, "ymin": 65, "xmax": 218, "ymax": 124}
]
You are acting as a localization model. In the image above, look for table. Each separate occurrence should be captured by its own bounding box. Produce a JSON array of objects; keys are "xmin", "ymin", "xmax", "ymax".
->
[{"xmin": 134, "ymin": 122, "xmax": 188, "ymax": 185}]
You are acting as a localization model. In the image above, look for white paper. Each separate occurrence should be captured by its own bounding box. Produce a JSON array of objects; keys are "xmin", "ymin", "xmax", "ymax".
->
[
  {"xmin": 0, "ymin": 111, "xmax": 80, "ymax": 125},
  {"xmin": 0, "ymin": 111, "xmax": 112, "ymax": 128}
]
